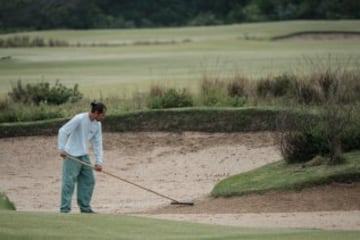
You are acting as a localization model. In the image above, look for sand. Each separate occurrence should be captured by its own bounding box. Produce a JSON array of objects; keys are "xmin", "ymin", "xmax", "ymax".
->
[{"xmin": 0, "ymin": 132, "xmax": 359, "ymax": 230}]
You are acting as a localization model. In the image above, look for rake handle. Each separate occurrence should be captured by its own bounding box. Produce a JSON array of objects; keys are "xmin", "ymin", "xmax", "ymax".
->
[{"xmin": 64, "ymin": 155, "xmax": 179, "ymax": 203}]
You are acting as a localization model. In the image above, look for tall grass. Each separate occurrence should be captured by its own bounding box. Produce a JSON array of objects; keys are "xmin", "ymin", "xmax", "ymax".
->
[{"xmin": 0, "ymin": 65, "xmax": 359, "ymax": 123}]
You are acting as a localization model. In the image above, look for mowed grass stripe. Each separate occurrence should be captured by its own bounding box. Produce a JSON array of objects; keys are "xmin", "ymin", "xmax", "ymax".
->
[
  {"xmin": 0, "ymin": 20, "xmax": 360, "ymax": 97},
  {"xmin": 0, "ymin": 211, "xmax": 359, "ymax": 240}
]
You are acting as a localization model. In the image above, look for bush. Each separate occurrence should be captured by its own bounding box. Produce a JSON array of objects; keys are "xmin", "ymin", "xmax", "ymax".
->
[
  {"xmin": 281, "ymin": 130, "xmax": 329, "ymax": 164},
  {"xmin": 256, "ymin": 74, "xmax": 294, "ymax": 98},
  {"xmin": 342, "ymin": 123, "xmax": 360, "ymax": 152},
  {"xmin": 227, "ymin": 96, "xmax": 247, "ymax": 107},
  {"xmin": 319, "ymin": 103, "xmax": 357, "ymax": 164},
  {"xmin": 297, "ymin": 65, "xmax": 360, "ymax": 105},
  {"xmin": 277, "ymin": 112, "xmax": 326, "ymax": 163},
  {"xmin": 272, "ymin": 74, "xmax": 294, "ymax": 97},
  {"xmin": 200, "ymin": 78, "xmax": 227, "ymax": 106},
  {"xmin": 162, "ymin": 88, "xmax": 193, "ymax": 108},
  {"xmin": 278, "ymin": 103, "xmax": 359, "ymax": 165},
  {"xmin": 225, "ymin": 77, "xmax": 249, "ymax": 107},
  {"xmin": 315, "ymin": 69, "xmax": 339, "ymax": 101},
  {"xmin": 8, "ymin": 80, "xmax": 83, "ymax": 105},
  {"xmin": 293, "ymin": 79, "xmax": 322, "ymax": 105},
  {"xmin": 198, "ymin": 75, "xmax": 250, "ymax": 107},
  {"xmin": 330, "ymin": 70, "xmax": 360, "ymax": 104},
  {"xmin": 227, "ymin": 77, "xmax": 248, "ymax": 98},
  {"xmin": 147, "ymin": 87, "xmax": 193, "ymax": 109}
]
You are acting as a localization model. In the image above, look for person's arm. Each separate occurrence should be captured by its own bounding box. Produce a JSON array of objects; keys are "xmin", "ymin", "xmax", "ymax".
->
[
  {"xmin": 58, "ymin": 115, "xmax": 81, "ymax": 157},
  {"xmin": 93, "ymin": 123, "xmax": 103, "ymax": 171}
]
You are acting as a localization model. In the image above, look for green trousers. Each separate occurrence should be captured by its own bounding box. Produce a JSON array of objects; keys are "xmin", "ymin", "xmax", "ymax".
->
[{"xmin": 60, "ymin": 155, "xmax": 95, "ymax": 213}]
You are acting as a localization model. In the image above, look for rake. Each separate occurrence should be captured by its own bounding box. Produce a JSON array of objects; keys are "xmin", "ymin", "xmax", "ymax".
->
[{"xmin": 65, "ymin": 155, "xmax": 194, "ymax": 206}]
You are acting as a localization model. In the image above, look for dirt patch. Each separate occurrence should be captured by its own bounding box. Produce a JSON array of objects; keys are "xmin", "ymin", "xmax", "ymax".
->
[
  {"xmin": 0, "ymin": 132, "xmax": 359, "ymax": 229},
  {"xmin": 138, "ymin": 211, "xmax": 360, "ymax": 230},
  {"xmin": 145, "ymin": 182, "xmax": 360, "ymax": 214}
]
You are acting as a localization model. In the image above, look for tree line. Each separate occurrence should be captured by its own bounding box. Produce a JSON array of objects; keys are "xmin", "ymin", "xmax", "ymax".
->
[{"xmin": 1, "ymin": 0, "xmax": 359, "ymax": 31}]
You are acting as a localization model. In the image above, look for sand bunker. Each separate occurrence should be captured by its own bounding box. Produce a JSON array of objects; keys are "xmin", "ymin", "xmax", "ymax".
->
[{"xmin": 0, "ymin": 132, "xmax": 359, "ymax": 229}]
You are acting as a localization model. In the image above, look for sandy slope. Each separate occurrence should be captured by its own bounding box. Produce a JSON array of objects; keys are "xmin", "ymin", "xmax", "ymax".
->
[{"xmin": 0, "ymin": 132, "xmax": 359, "ymax": 230}]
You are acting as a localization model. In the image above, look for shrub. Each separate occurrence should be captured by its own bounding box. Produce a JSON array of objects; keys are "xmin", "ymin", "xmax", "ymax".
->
[
  {"xmin": 8, "ymin": 80, "xmax": 83, "ymax": 105},
  {"xmin": 298, "ymin": 64, "xmax": 360, "ymax": 105},
  {"xmin": 342, "ymin": 120, "xmax": 360, "ymax": 152},
  {"xmin": 332, "ymin": 70, "xmax": 360, "ymax": 104},
  {"xmin": 0, "ymin": 98, "xmax": 10, "ymax": 110},
  {"xmin": 147, "ymin": 87, "xmax": 193, "ymax": 109},
  {"xmin": 293, "ymin": 78, "xmax": 321, "ymax": 105},
  {"xmin": 147, "ymin": 96, "xmax": 163, "ymax": 109},
  {"xmin": 277, "ymin": 103, "xmax": 358, "ymax": 165},
  {"xmin": 272, "ymin": 74, "xmax": 294, "ymax": 97},
  {"xmin": 319, "ymin": 103, "xmax": 357, "ymax": 164},
  {"xmin": 256, "ymin": 78, "xmax": 272, "ymax": 98},
  {"xmin": 226, "ymin": 76, "xmax": 249, "ymax": 107},
  {"xmin": 256, "ymin": 74, "xmax": 294, "ymax": 98},
  {"xmin": 147, "ymin": 85, "xmax": 165, "ymax": 109},
  {"xmin": 227, "ymin": 76, "xmax": 248, "ymax": 98},
  {"xmin": 315, "ymin": 69, "xmax": 339, "ymax": 101},
  {"xmin": 161, "ymin": 88, "xmax": 193, "ymax": 108},
  {"xmin": 280, "ymin": 131, "xmax": 322, "ymax": 164},
  {"xmin": 277, "ymin": 112, "xmax": 325, "ymax": 163},
  {"xmin": 227, "ymin": 96, "xmax": 247, "ymax": 107},
  {"xmin": 200, "ymin": 78, "xmax": 227, "ymax": 106}
]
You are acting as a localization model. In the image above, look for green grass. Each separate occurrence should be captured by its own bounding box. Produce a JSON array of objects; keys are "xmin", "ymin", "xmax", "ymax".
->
[
  {"xmin": 0, "ymin": 20, "xmax": 360, "ymax": 98},
  {"xmin": 212, "ymin": 151, "xmax": 360, "ymax": 197},
  {"xmin": 0, "ymin": 193, "xmax": 15, "ymax": 210},
  {"xmin": 0, "ymin": 211, "xmax": 358, "ymax": 240}
]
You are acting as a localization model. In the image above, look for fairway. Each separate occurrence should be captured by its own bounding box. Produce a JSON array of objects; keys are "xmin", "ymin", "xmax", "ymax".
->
[
  {"xmin": 0, "ymin": 210, "xmax": 359, "ymax": 240},
  {"xmin": 0, "ymin": 20, "xmax": 359, "ymax": 97}
]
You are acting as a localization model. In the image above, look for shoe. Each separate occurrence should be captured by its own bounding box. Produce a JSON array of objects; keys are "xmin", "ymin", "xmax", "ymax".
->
[{"xmin": 81, "ymin": 209, "xmax": 96, "ymax": 214}]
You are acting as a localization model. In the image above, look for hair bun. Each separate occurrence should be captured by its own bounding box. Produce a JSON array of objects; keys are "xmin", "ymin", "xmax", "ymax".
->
[{"xmin": 90, "ymin": 101, "xmax": 106, "ymax": 113}]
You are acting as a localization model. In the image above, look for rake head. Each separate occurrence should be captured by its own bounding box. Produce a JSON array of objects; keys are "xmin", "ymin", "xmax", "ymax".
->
[{"xmin": 170, "ymin": 201, "xmax": 194, "ymax": 206}]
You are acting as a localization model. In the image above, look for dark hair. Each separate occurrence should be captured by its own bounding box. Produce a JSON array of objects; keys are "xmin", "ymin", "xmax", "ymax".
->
[{"xmin": 91, "ymin": 101, "xmax": 107, "ymax": 113}]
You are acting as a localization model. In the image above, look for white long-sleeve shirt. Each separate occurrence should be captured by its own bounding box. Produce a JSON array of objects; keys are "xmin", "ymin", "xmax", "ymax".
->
[{"xmin": 58, "ymin": 112, "xmax": 103, "ymax": 164}]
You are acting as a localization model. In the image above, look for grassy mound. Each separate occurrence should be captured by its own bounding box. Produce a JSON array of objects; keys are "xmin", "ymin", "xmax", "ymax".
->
[
  {"xmin": 0, "ymin": 211, "xmax": 358, "ymax": 240},
  {"xmin": 212, "ymin": 151, "xmax": 360, "ymax": 197},
  {"xmin": 0, "ymin": 193, "xmax": 15, "ymax": 210}
]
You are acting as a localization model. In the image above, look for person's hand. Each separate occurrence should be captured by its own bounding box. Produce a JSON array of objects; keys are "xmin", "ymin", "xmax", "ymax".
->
[
  {"xmin": 59, "ymin": 151, "xmax": 68, "ymax": 158},
  {"xmin": 94, "ymin": 164, "xmax": 102, "ymax": 172}
]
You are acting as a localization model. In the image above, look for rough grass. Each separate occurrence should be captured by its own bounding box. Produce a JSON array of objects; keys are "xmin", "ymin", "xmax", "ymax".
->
[
  {"xmin": 212, "ymin": 151, "xmax": 360, "ymax": 197},
  {"xmin": 0, "ymin": 211, "xmax": 358, "ymax": 240}
]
